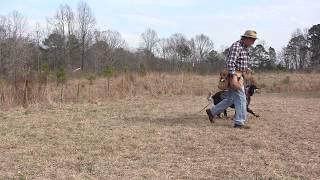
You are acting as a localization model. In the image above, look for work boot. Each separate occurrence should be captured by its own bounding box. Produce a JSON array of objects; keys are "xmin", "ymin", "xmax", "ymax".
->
[
  {"xmin": 234, "ymin": 124, "xmax": 243, "ymax": 128},
  {"xmin": 206, "ymin": 109, "xmax": 214, "ymax": 123}
]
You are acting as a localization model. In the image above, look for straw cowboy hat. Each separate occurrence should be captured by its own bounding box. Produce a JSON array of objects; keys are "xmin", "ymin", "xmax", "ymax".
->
[{"xmin": 241, "ymin": 30, "xmax": 258, "ymax": 39}]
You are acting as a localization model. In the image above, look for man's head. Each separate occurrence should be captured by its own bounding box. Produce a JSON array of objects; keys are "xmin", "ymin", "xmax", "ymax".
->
[{"xmin": 241, "ymin": 30, "xmax": 257, "ymax": 47}]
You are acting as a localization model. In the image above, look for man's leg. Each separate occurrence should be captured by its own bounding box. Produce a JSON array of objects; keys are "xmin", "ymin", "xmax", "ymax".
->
[
  {"xmin": 233, "ymin": 86, "xmax": 247, "ymax": 126},
  {"xmin": 209, "ymin": 91, "xmax": 234, "ymax": 117}
]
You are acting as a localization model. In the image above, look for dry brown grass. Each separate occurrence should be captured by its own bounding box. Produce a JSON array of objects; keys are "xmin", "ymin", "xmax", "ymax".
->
[
  {"xmin": 1, "ymin": 72, "xmax": 320, "ymax": 109},
  {"xmin": 0, "ymin": 90, "xmax": 319, "ymax": 179},
  {"xmin": 256, "ymin": 72, "xmax": 320, "ymax": 93},
  {"xmin": 0, "ymin": 72, "xmax": 319, "ymax": 178}
]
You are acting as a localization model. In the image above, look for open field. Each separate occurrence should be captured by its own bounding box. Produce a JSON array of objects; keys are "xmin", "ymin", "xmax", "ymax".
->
[{"xmin": 1, "ymin": 90, "xmax": 319, "ymax": 179}]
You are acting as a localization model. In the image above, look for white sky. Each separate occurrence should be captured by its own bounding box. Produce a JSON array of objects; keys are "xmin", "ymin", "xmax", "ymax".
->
[{"xmin": 1, "ymin": 0, "xmax": 320, "ymax": 52}]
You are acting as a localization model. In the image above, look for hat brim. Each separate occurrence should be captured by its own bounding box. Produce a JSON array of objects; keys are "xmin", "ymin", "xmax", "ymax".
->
[{"xmin": 241, "ymin": 35, "xmax": 258, "ymax": 39}]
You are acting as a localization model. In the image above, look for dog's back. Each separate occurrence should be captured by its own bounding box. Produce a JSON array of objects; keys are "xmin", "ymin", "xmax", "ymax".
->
[{"xmin": 212, "ymin": 90, "xmax": 227, "ymax": 105}]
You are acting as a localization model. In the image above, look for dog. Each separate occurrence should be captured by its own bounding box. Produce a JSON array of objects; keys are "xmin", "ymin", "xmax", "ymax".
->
[{"xmin": 209, "ymin": 84, "xmax": 260, "ymax": 118}]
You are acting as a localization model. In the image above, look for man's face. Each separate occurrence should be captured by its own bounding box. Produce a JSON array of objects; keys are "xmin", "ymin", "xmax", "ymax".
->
[{"xmin": 243, "ymin": 38, "xmax": 256, "ymax": 47}]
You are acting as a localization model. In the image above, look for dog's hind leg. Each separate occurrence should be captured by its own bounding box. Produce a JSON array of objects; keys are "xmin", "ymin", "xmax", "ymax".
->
[{"xmin": 247, "ymin": 108, "xmax": 259, "ymax": 117}]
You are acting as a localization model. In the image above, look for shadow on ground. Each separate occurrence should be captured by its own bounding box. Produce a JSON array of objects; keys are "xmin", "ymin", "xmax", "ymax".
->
[{"xmin": 124, "ymin": 113, "xmax": 233, "ymax": 128}]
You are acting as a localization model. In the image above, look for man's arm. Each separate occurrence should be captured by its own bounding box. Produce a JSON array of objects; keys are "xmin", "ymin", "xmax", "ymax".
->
[
  {"xmin": 226, "ymin": 43, "xmax": 242, "ymax": 90},
  {"xmin": 226, "ymin": 43, "xmax": 240, "ymax": 75}
]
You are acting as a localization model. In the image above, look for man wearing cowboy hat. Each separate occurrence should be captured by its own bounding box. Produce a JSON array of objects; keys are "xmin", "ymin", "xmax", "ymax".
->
[{"xmin": 206, "ymin": 30, "xmax": 257, "ymax": 128}]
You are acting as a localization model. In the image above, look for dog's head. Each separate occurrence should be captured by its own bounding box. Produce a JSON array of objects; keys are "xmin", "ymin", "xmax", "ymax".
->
[{"xmin": 219, "ymin": 70, "xmax": 228, "ymax": 79}]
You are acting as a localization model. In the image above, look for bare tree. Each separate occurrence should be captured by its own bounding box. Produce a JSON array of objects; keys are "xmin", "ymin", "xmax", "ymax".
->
[
  {"xmin": 194, "ymin": 34, "xmax": 214, "ymax": 61},
  {"xmin": 65, "ymin": 5, "xmax": 75, "ymax": 37},
  {"xmin": 283, "ymin": 29, "xmax": 310, "ymax": 70},
  {"xmin": 166, "ymin": 33, "xmax": 193, "ymax": 71},
  {"xmin": 90, "ymin": 30, "xmax": 126, "ymax": 71},
  {"xmin": 47, "ymin": 4, "xmax": 75, "ymax": 38},
  {"xmin": 157, "ymin": 38, "xmax": 170, "ymax": 60},
  {"xmin": 46, "ymin": 4, "xmax": 77, "ymax": 70},
  {"xmin": 96, "ymin": 30, "xmax": 127, "ymax": 50},
  {"xmin": 32, "ymin": 23, "xmax": 44, "ymax": 71},
  {"xmin": 0, "ymin": 11, "xmax": 37, "ymax": 107},
  {"xmin": 0, "ymin": 15, "xmax": 9, "ymax": 74},
  {"xmin": 46, "ymin": 5, "xmax": 67, "ymax": 69},
  {"xmin": 6, "ymin": 11, "xmax": 28, "ymax": 75},
  {"xmin": 9, "ymin": 11, "xmax": 27, "ymax": 40},
  {"xmin": 77, "ymin": 1, "xmax": 96, "ymax": 72},
  {"xmin": 140, "ymin": 28, "xmax": 159, "ymax": 55},
  {"xmin": 55, "ymin": 5, "xmax": 66, "ymax": 37},
  {"xmin": 188, "ymin": 38, "xmax": 196, "ymax": 63},
  {"xmin": 168, "ymin": 33, "xmax": 191, "ymax": 61},
  {"xmin": 64, "ymin": 5, "xmax": 76, "ymax": 70}
]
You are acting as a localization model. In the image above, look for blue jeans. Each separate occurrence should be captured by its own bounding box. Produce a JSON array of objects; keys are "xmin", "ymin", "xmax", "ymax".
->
[{"xmin": 210, "ymin": 86, "xmax": 247, "ymax": 125}]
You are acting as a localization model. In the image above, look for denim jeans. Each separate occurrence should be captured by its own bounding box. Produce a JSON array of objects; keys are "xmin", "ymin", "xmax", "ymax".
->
[{"xmin": 210, "ymin": 86, "xmax": 247, "ymax": 125}]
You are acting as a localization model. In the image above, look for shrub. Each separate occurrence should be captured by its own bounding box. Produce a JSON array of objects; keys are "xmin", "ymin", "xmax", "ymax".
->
[{"xmin": 56, "ymin": 67, "xmax": 66, "ymax": 85}]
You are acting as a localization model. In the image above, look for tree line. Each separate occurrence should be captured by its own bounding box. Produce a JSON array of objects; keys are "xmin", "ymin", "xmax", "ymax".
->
[
  {"xmin": 278, "ymin": 26, "xmax": 320, "ymax": 70},
  {"xmin": 0, "ymin": 1, "xmax": 320, "ymax": 82}
]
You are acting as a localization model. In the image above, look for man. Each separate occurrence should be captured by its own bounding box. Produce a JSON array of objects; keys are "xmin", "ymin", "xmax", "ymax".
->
[{"xmin": 206, "ymin": 30, "xmax": 257, "ymax": 128}]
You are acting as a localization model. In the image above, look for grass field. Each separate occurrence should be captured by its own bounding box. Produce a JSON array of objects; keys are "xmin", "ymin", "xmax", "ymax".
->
[{"xmin": 1, "ymin": 90, "xmax": 319, "ymax": 179}]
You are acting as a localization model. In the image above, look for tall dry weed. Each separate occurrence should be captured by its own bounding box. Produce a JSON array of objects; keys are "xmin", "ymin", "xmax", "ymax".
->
[{"xmin": 0, "ymin": 72, "xmax": 319, "ymax": 109}]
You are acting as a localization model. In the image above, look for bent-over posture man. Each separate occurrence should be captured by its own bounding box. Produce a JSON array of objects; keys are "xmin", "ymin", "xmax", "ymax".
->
[{"xmin": 206, "ymin": 30, "xmax": 257, "ymax": 128}]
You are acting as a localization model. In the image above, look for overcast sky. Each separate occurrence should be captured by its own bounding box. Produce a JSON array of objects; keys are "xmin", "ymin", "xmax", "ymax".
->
[{"xmin": 1, "ymin": 0, "xmax": 319, "ymax": 52}]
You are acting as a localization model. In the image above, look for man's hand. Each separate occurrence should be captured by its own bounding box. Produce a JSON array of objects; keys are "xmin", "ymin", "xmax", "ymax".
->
[{"xmin": 230, "ymin": 74, "xmax": 242, "ymax": 90}]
